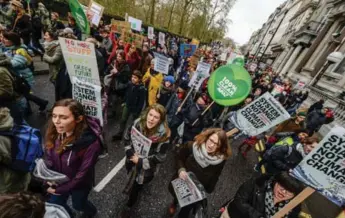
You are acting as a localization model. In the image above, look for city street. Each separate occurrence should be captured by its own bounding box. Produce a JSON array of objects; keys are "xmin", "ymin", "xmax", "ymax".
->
[{"xmin": 27, "ymin": 74, "xmax": 340, "ymax": 218}]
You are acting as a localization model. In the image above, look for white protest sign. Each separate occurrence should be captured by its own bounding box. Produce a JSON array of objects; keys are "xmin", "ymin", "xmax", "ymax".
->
[
  {"xmin": 291, "ymin": 126, "xmax": 345, "ymax": 206},
  {"xmin": 88, "ymin": 1, "xmax": 104, "ymax": 26},
  {"xmin": 72, "ymin": 77, "xmax": 103, "ymax": 126},
  {"xmin": 59, "ymin": 37, "xmax": 101, "ymax": 86},
  {"xmin": 249, "ymin": 62, "xmax": 257, "ymax": 72},
  {"xmin": 148, "ymin": 26, "xmax": 154, "ymax": 40},
  {"xmin": 271, "ymin": 84, "xmax": 285, "ymax": 96},
  {"xmin": 153, "ymin": 52, "xmax": 169, "ymax": 75},
  {"xmin": 188, "ymin": 62, "xmax": 211, "ymax": 89},
  {"xmin": 128, "ymin": 16, "xmax": 142, "ymax": 31},
  {"xmin": 220, "ymin": 52, "xmax": 227, "ymax": 61},
  {"xmin": 159, "ymin": 32, "xmax": 165, "ymax": 45},
  {"xmin": 235, "ymin": 92, "xmax": 290, "ymax": 136},
  {"xmin": 131, "ymin": 126, "xmax": 152, "ymax": 158},
  {"xmin": 171, "ymin": 172, "xmax": 206, "ymax": 208},
  {"xmin": 294, "ymin": 81, "xmax": 306, "ymax": 90}
]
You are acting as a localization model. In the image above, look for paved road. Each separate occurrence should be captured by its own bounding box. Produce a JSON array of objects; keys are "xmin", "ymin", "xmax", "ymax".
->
[{"xmin": 26, "ymin": 74, "xmax": 340, "ymax": 218}]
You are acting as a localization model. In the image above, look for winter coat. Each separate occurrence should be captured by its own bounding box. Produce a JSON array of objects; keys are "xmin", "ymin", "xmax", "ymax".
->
[
  {"xmin": 68, "ymin": 24, "xmax": 82, "ymax": 40},
  {"xmin": 182, "ymin": 103, "xmax": 213, "ymax": 142},
  {"xmin": 43, "ymin": 41, "xmax": 63, "ymax": 82},
  {"xmin": 306, "ymin": 109, "xmax": 326, "ymax": 133},
  {"xmin": 166, "ymin": 93, "xmax": 193, "ymax": 127},
  {"xmin": 124, "ymin": 119, "xmax": 170, "ymax": 184},
  {"xmin": 13, "ymin": 14, "xmax": 32, "ymax": 42},
  {"xmin": 308, "ymin": 101, "xmax": 323, "ymax": 114},
  {"xmin": 272, "ymin": 118, "xmax": 304, "ymax": 136},
  {"xmin": 157, "ymin": 85, "xmax": 174, "ymax": 107},
  {"xmin": 139, "ymin": 51, "xmax": 152, "ymax": 74},
  {"xmin": 0, "ymin": 108, "xmax": 30, "ymax": 194},
  {"xmin": 45, "ymin": 120, "xmax": 102, "ymax": 195},
  {"xmin": 51, "ymin": 20, "xmax": 65, "ymax": 30},
  {"xmin": 142, "ymin": 68, "xmax": 164, "ymax": 106},
  {"xmin": 55, "ymin": 62, "xmax": 72, "ymax": 101},
  {"xmin": 102, "ymin": 37, "xmax": 113, "ymax": 53},
  {"xmin": 227, "ymin": 175, "xmax": 300, "ymax": 218},
  {"xmin": 0, "ymin": 3, "xmax": 13, "ymax": 28},
  {"xmin": 0, "ymin": 54, "xmax": 14, "ymax": 102},
  {"xmin": 125, "ymin": 82, "xmax": 146, "ymax": 116},
  {"xmin": 173, "ymin": 142, "xmax": 225, "ymax": 193},
  {"xmin": 262, "ymin": 144, "xmax": 303, "ymax": 175}
]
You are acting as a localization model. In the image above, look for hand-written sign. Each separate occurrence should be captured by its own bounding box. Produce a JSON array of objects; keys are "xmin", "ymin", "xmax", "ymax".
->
[
  {"xmin": 235, "ymin": 92, "xmax": 290, "ymax": 136},
  {"xmin": 59, "ymin": 37, "xmax": 101, "ymax": 86},
  {"xmin": 131, "ymin": 126, "xmax": 152, "ymax": 158},
  {"xmin": 121, "ymin": 31, "xmax": 144, "ymax": 48},
  {"xmin": 188, "ymin": 62, "xmax": 211, "ymax": 89},
  {"xmin": 72, "ymin": 77, "xmax": 103, "ymax": 126},
  {"xmin": 291, "ymin": 126, "xmax": 345, "ymax": 206},
  {"xmin": 111, "ymin": 20, "xmax": 131, "ymax": 34}
]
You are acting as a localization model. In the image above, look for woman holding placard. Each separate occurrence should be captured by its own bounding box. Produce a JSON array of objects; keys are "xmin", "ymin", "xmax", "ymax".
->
[
  {"xmin": 168, "ymin": 128, "xmax": 231, "ymax": 217},
  {"xmin": 120, "ymin": 104, "xmax": 170, "ymax": 217}
]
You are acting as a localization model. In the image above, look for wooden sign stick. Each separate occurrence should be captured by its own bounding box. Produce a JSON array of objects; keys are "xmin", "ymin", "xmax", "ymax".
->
[
  {"xmin": 175, "ymin": 88, "xmax": 194, "ymax": 115},
  {"xmin": 191, "ymin": 101, "xmax": 215, "ymax": 126},
  {"xmin": 226, "ymin": 128, "xmax": 239, "ymax": 138},
  {"xmin": 272, "ymin": 187, "xmax": 315, "ymax": 218}
]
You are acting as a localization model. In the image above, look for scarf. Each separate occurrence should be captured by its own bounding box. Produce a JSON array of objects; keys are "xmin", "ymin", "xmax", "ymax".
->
[
  {"xmin": 295, "ymin": 143, "xmax": 307, "ymax": 158},
  {"xmin": 192, "ymin": 143, "xmax": 224, "ymax": 168},
  {"xmin": 265, "ymin": 180, "xmax": 289, "ymax": 218},
  {"xmin": 44, "ymin": 40, "xmax": 59, "ymax": 50}
]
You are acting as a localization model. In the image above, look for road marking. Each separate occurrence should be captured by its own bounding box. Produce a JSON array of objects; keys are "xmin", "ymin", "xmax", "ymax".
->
[{"xmin": 93, "ymin": 157, "xmax": 126, "ymax": 192}]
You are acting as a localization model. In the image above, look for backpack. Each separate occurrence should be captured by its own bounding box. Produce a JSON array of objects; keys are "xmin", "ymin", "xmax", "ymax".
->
[
  {"xmin": 0, "ymin": 124, "xmax": 43, "ymax": 172},
  {"xmin": 7, "ymin": 68, "xmax": 31, "ymax": 95}
]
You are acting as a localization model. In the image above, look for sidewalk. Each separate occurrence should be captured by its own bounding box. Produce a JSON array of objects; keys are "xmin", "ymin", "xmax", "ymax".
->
[{"xmin": 33, "ymin": 56, "xmax": 49, "ymax": 75}]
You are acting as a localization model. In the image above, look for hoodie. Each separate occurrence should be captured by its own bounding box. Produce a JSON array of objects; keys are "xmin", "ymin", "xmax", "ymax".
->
[
  {"xmin": 45, "ymin": 203, "xmax": 70, "ymax": 218},
  {"xmin": 45, "ymin": 117, "xmax": 102, "ymax": 195}
]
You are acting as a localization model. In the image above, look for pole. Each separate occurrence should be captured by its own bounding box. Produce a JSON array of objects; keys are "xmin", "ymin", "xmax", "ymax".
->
[
  {"xmin": 272, "ymin": 187, "xmax": 315, "ymax": 218},
  {"xmin": 191, "ymin": 101, "xmax": 215, "ymax": 126},
  {"xmin": 175, "ymin": 87, "xmax": 193, "ymax": 115},
  {"xmin": 258, "ymin": 10, "xmax": 288, "ymax": 63},
  {"xmin": 226, "ymin": 128, "xmax": 239, "ymax": 138}
]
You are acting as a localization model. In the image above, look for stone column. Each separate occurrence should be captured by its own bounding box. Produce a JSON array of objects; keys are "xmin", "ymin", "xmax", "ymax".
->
[
  {"xmin": 277, "ymin": 47, "xmax": 293, "ymax": 73},
  {"xmin": 288, "ymin": 47, "xmax": 309, "ymax": 76},
  {"xmin": 280, "ymin": 45, "xmax": 303, "ymax": 75}
]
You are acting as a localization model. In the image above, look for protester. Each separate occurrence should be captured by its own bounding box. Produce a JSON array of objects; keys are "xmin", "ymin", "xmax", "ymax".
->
[
  {"xmin": 125, "ymin": 43, "xmax": 141, "ymax": 72},
  {"xmin": 0, "ymin": 0, "xmax": 13, "ymax": 29},
  {"xmin": 272, "ymin": 112, "xmax": 306, "ymax": 135},
  {"xmin": 0, "ymin": 192, "xmax": 46, "ymax": 218},
  {"xmin": 139, "ymin": 44, "xmax": 152, "ymax": 74},
  {"xmin": 51, "ymin": 12, "xmax": 65, "ymax": 30},
  {"xmin": 42, "ymin": 30, "xmax": 63, "ymax": 84},
  {"xmin": 258, "ymin": 137, "xmax": 318, "ymax": 175},
  {"xmin": 169, "ymin": 128, "xmax": 231, "ymax": 216},
  {"xmin": 157, "ymin": 75, "xmax": 175, "ymax": 107},
  {"xmin": 220, "ymin": 172, "xmax": 303, "ymax": 218},
  {"xmin": 45, "ymin": 99, "xmax": 101, "ymax": 217},
  {"xmin": 142, "ymin": 58, "xmax": 164, "ymax": 106},
  {"xmin": 306, "ymin": 107, "xmax": 333, "ymax": 136},
  {"xmin": 99, "ymin": 27, "xmax": 113, "ymax": 54},
  {"xmin": 112, "ymin": 70, "xmax": 146, "ymax": 141},
  {"xmin": 0, "ymin": 107, "xmax": 31, "ymax": 193},
  {"xmin": 121, "ymin": 104, "xmax": 170, "ymax": 217},
  {"xmin": 11, "ymin": 0, "xmax": 31, "ymax": 46},
  {"xmin": 307, "ymin": 99, "xmax": 324, "ymax": 114},
  {"xmin": 67, "ymin": 15, "xmax": 81, "ymax": 40}
]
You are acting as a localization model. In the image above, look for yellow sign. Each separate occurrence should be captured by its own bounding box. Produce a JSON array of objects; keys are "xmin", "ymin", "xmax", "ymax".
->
[{"xmin": 191, "ymin": 38, "xmax": 200, "ymax": 46}]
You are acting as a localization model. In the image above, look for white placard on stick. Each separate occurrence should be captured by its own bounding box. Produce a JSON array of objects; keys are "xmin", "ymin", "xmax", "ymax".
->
[
  {"xmin": 153, "ymin": 52, "xmax": 169, "ymax": 75},
  {"xmin": 128, "ymin": 16, "xmax": 142, "ymax": 31},
  {"xmin": 188, "ymin": 62, "xmax": 211, "ymax": 90},
  {"xmin": 72, "ymin": 77, "xmax": 103, "ymax": 126},
  {"xmin": 88, "ymin": 0, "xmax": 104, "ymax": 26},
  {"xmin": 148, "ymin": 26, "xmax": 154, "ymax": 40},
  {"xmin": 158, "ymin": 32, "xmax": 165, "ymax": 45},
  {"xmin": 131, "ymin": 126, "xmax": 152, "ymax": 158},
  {"xmin": 235, "ymin": 92, "xmax": 290, "ymax": 136},
  {"xmin": 171, "ymin": 173, "xmax": 206, "ymax": 208},
  {"xmin": 59, "ymin": 37, "xmax": 101, "ymax": 86},
  {"xmin": 291, "ymin": 126, "xmax": 345, "ymax": 206}
]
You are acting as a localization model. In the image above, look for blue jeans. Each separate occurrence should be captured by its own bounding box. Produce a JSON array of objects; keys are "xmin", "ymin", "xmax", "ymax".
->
[{"xmin": 47, "ymin": 188, "xmax": 97, "ymax": 218}]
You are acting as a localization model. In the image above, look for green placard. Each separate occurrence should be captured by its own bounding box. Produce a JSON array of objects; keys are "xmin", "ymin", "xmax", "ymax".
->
[
  {"xmin": 69, "ymin": 0, "xmax": 90, "ymax": 35},
  {"xmin": 207, "ymin": 64, "xmax": 252, "ymax": 106},
  {"xmin": 232, "ymin": 57, "xmax": 245, "ymax": 67}
]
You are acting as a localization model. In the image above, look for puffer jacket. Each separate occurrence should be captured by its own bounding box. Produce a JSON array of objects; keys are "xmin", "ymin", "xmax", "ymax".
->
[
  {"xmin": 227, "ymin": 175, "xmax": 300, "ymax": 218},
  {"xmin": 166, "ymin": 92, "xmax": 193, "ymax": 127},
  {"xmin": 124, "ymin": 119, "xmax": 170, "ymax": 184},
  {"xmin": 0, "ymin": 54, "xmax": 14, "ymax": 102},
  {"xmin": 142, "ymin": 68, "xmax": 163, "ymax": 106},
  {"xmin": 0, "ymin": 108, "xmax": 30, "ymax": 194},
  {"xmin": 306, "ymin": 109, "xmax": 326, "ymax": 133},
  {"xmin": 45, "ymin": 118, "xmax": 102, "ymax": 195},
  {"xmin": 43, "ymin": 41, "xmax": 63, "ymax": 82}
]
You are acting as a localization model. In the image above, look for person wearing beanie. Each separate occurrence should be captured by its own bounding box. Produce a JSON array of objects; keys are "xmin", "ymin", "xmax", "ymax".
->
[
  {"xmin": 0, "ymin": 107, "xmax": 30, "ymax": 193},
  {"xmin": 112, "ymin": 70, "xmax": 146, "ymax": 141},
  {"xmin": 157, "ymin": 75, "xmax": 175, "ymax": 107},
  {"xmin": 272, "ymin": 112, "xmax": 306, "ymax": 136},
  {"xmin": 142, "ymin": 58, "xmax": 164, "ymax": 106}
]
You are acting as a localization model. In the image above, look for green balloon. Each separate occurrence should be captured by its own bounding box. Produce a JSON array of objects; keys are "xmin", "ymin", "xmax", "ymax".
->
[
  {"xmin": 232, "ymin": 57, "xmax": 245, "ymax": 67},
  {"xmin": 207, "ymin": 64, "xmax": 252, "ymax": 106},
  {"xmin": 69, "ymin": 0, "xmax": 90, "ymax": 35}
]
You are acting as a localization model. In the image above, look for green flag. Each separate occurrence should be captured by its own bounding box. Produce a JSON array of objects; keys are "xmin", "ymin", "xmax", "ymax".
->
[
  {"xmin": 69, "ymin": 0, "xmax": 90, "ymax": 35},
  {"xmin": 207, "ymin": 64, "xmax": 252, "ymax": 106}
]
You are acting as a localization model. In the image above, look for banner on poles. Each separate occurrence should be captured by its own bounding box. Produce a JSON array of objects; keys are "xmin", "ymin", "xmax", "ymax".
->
[
  {"xmin": 153, "ymin": 52, "xmax": 169, "ymax": 75},
  {"xmin": 69, "ymin": 0, "xmax": 90, "ymax": 34},
  {"xmin": 180, "ymin": 44, "xmax": 197, "ymax": 57},
  {"xmin": 148, "ymin": 26, "xmax": 154, "ymax": 40},
  {"xmin": 131, "ymin": 126, "xmax": 152, "ymax": 158},
  {"xmin": 87, "ymin": 0, "xmax": 104, "ymax": 26},
  {"xmin": 171, "ymin": 172, "xmax": 206, "ymax": 208},
  {"xmin": 128, "ymin": 16, "xmax": 142, "ymax": 32},
  {"xmin": 72, "ymin": 77, "xmax": 103, "ymax": 126},
  {"xmin": 159, "ymin": 32, "xmax": 165, "ymax": 45},
  {"xmin": 235, "ymin": 92, "xmax": 290, "ymax": 136},
  {"xmin": 291, "ymin": 126, "xmax": 345, "ymax": 206},
  {"xmin": 59, "ymin": 37, "xmax": 101, "ymax": 86},
  {"xmin": 111, "ymin": 20, "xmax": 131, "ymax": 34},
  {"xmin": 207, "ymin": 64, "xmax": 252, "ymax": 106}
]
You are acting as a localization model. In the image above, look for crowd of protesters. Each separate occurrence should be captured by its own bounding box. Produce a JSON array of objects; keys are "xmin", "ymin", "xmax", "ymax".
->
[{"xmin": 0, "ymin": 1, "xmax": 337, "ymax": 218}]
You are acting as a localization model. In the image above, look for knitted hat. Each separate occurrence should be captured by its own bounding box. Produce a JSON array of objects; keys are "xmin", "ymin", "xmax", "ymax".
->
[
  {"xmin": 164, "ymin": 75, "xmax": 175, "ymax": 84},
  {"xmin": 297, "ymin": 111, "xmax": 306, "ymax": 117},
  {"xmin": 132, "ymin": 70, "xmax": 143, "ymax": 80}
]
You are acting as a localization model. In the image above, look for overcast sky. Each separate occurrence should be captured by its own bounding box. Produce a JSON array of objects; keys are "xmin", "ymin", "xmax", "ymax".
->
[{"xmin": 227, "ymin": 0, "xmax": 286, "ymax": 45}]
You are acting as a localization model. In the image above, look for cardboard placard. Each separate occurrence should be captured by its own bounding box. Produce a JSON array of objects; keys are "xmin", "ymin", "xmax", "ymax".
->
[
  {"xmin": 180, "ymin": 44, "xmax": 197, "ymax": 57},
  {"xmin": 128, "ymin": 16, "xmax": 142, "ymax": 32},
  {"xmin": 121, "ymin": 31, "xmax": 144, "ymax": 48},
  {"xmin": 111, "ymin": 20, "xmax": 131, "ymax": 34}
]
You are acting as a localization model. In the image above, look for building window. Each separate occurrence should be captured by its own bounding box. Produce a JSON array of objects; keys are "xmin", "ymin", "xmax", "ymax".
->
[{"xmin": 332, "ymin": 57, "xmax": 345, "ymax": 75}]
